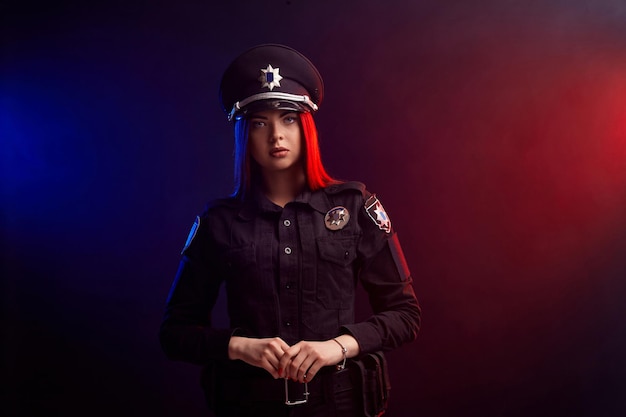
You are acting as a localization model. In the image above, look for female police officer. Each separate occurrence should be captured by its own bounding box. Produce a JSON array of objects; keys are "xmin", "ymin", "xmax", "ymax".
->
[{"xmin": 159, "ymin": 44, "xmax": 421, "ymax": 417}]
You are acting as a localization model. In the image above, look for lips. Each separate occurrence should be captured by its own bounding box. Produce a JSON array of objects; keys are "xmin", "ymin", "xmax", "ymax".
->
[{"xmin": 270, "ymin": 147, "xmax": 289, "ymax": 157}]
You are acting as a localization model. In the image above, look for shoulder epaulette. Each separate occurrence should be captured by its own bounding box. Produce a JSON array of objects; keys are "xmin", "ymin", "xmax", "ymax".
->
[
  {"xmin": 324, "ymin": 181, "xmax": 368, "ymax": 197},
  {"xmin": 202, "ymin": 197, "xmax": 241, "ymax": 214}
]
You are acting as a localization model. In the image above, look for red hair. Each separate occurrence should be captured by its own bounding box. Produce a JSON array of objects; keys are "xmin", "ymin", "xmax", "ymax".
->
[{"xmin": 300, "ymin": 112, "xmax": 339, "ymax": 191}]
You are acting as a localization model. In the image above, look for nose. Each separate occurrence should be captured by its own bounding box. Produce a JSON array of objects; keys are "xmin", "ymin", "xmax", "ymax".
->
[{"xmin": 269, "ymin": 123, "xmax": 283, "ymax": 142}]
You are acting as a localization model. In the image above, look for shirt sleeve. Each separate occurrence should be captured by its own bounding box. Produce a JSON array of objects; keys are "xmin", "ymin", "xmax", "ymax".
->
[
  {"xmin": 159, "ymin": 214, "xmax": 232, "ymax": 365},
  {"xmin": 340, "ymin": 193, "xmax": 421, "ymax": 354}
]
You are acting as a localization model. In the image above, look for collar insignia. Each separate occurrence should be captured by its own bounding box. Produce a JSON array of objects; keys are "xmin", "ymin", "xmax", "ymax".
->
[
  {"xmin": 325, "ymin": 206, "xmax": 350, "ymax": 231},
  {"xmin": 258, "ymin": 64, "xmax": 283, "ymax": 91}
]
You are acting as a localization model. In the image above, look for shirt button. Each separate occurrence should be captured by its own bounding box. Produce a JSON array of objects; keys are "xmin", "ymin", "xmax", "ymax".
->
[
  {"xmin": 285, "ymin": 321, "xmax": 291, "ymax": 327},
  {"xmin": 286, "ymin": 283, "xmax": 291, "ymax": 289},
  {"xmin": 284, "ymin": 247, "xmax": 292, "ymax": 255},
  {"xmin": 283, "ymin": 219, "xmax": 291, "ymax": 227}
]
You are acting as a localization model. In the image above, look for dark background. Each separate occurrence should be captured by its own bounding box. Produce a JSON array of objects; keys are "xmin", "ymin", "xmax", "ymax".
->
[{"xmin": 2, "ymin": 1, "xmax": 626, "ymax": 416}]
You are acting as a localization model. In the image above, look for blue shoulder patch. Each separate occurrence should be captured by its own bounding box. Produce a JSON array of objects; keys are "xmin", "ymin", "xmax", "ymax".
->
[{"xmin": 181, "ymin": 216, "xmax": 200, "ymax": 254}]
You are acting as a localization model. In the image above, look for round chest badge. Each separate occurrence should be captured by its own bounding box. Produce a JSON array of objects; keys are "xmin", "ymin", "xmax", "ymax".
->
[{"xmin": 325, "ymin": 206, "xmax": 350, "ymax": 230}]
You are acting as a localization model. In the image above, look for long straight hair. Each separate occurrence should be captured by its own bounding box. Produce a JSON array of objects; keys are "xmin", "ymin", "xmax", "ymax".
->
[{"xmin": 231, "ymin": 111, "xmax": 338, "ymax": 198}]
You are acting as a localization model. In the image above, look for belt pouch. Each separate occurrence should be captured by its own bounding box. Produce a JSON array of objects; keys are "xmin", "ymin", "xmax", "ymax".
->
[{"xmin": 348, "ymin": 351, "xmax": 391, "ymax": 417}]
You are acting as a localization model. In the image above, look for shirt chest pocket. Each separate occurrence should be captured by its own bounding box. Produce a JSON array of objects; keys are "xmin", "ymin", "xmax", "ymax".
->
[
  {"xmin": 222, "ymin": 244, "xmax": 257, "ymax": 285},
  {"xmin": 315, "ymin": 235, "xmax": 359, "ymax": 309}
]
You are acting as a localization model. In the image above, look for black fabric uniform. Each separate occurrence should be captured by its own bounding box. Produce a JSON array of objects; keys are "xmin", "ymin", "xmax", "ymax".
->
[{"xmin": 160, "ymin": 181, "xmax": 421, "ymax": 416}]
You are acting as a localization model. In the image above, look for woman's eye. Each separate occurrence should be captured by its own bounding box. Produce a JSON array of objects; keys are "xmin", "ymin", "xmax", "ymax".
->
[
  {"xmin": 252, "ymin": 121, "xmax": 265, "ymax": 128},
  {"xmin": 284, "ymin": 116, "xmax": 296, "ymax": 124}
]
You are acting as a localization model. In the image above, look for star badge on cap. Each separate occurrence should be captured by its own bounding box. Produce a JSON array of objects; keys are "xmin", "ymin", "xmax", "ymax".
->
[
  {"xmin": 325, "ymin": 206, "xmax": 350, "ymax": 231},
  {"xmin": 258, "ymin": 64, "xmax": 283, "ymax": 90}
]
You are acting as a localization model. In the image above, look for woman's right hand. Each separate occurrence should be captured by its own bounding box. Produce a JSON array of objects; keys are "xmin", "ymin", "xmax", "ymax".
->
[{"xmin": 228, "ymin": 336, "xmax": 291, "ymax": 379}]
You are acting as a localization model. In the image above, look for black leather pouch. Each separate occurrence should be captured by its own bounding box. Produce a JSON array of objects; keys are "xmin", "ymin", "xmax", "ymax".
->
[{"xmin": 348, "ymin": 351, "xmax": 391, "ymax": 417}]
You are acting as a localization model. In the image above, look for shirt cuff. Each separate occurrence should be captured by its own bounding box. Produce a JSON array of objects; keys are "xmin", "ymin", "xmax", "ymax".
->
[{"xmin": 340, "ymin": 322, "xmax": 382, "ymax": 354}]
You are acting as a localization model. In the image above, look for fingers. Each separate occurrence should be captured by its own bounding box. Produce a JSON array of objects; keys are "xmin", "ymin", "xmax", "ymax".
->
[
  {"xmin": 279, "ymin": 341, "xmax": 327, "ymax": 383},
  {"xmin": 234, "ymin": 337, "xmax": 291, "ymax": 379},
  {"xmin": 288, "ymin": 350, "xmax": 310, "ymax": 382},
  {"xmin": 262, "ymin": 357, "xmax": 281, "ymax": 379},
  {"xmin": 278, "ymin": 343, "xmax": 301, "ymax": 379},
  {"xmin": 263, "ymin": 338, "xmax": 290, "ymax": 378},
  {"xmin": 302, "ymin": 359, "xmax": 323, "ymax": 382}
]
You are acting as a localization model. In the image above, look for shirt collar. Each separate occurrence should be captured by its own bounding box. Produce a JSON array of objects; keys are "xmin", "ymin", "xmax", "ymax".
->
[{"xmin": 237, "ymin": 186, "xmax": 332, "ymax": 219}]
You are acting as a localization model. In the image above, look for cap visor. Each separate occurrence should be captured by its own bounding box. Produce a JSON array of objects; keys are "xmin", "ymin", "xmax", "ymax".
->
[{"xmin": 239, "ymin": 99, "xmax": 308, "ymax": 118}]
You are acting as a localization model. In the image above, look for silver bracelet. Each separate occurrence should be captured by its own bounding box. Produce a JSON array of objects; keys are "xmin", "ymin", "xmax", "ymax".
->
[{"xmin": 332, "ymin": 338, "xmax": 348, "ymax": 370}]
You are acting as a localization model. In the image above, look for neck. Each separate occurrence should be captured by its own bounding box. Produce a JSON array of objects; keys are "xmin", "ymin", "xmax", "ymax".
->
[{"xmin": 261, "ymin": 166, "xmax": 306, "ymax": 207}]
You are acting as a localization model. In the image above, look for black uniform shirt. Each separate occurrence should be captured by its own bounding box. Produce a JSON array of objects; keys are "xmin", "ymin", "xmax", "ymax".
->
[{"xmin": 160, "ymin": 181, "xmax": 421, "ymax": 366}]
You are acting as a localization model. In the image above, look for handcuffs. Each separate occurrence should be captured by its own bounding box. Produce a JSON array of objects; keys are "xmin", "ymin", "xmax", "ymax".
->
[{"xmin": 284, "ymin": 378, "xmax": 309, "ymax": 405}]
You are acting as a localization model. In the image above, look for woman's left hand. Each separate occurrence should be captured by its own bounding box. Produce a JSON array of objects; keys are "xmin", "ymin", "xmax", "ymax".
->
[{"xmin": 278, "ymin": 335, "xmax": 359, "ymax": 382}]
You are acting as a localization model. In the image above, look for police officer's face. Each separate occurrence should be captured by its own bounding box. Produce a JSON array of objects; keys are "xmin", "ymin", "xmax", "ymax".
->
[{"xmin": 248, "ymin": 109, "xmax": 304, "ymax": 175}]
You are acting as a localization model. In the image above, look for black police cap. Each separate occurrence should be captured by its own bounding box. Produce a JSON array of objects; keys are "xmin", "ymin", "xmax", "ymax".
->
[{"xmin": 219, "ymin": 44, "xmax": 324, "ymax": 121}]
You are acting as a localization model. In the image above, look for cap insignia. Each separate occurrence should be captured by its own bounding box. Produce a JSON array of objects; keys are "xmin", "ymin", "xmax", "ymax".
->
[
  {"xmin": 325, "ymin": 206, "xmax": 350, "ymax": 231},
  {"xmin": 258, "ymin": 64, "xmax": 283, "ymax": 91}
]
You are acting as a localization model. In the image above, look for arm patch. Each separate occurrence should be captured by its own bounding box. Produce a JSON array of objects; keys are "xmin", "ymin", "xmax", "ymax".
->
[
  {"xmin": 181, "ymin": 216, "xmax": 200, "ymax": 255},
  {"xmin": 365, "ymin": 194, "xmax": 392, "ymax": 234}
]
